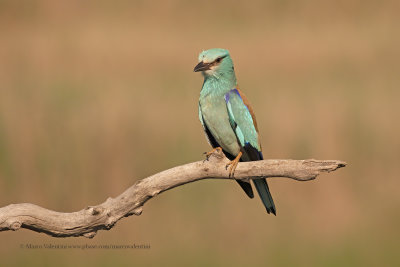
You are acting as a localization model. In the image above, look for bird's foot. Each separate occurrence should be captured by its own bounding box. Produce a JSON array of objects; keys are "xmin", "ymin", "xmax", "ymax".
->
[
  {"xmin": 203, "ymin": 147, "xmax": 223, "ymax": 162},
  {"xmin": 225, "ymin": 152, "xmax": 243, "ymax": 178}
]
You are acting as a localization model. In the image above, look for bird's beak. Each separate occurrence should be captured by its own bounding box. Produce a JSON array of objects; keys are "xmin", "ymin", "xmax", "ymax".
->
[{"xmin": 193, "ymin": 61, "xmax": 211, "ymax": 72}]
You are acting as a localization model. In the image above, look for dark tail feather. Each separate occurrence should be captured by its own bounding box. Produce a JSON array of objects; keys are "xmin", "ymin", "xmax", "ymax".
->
[
  {"xmin": 219, "ymin": 147, "xmax": 254, "ymax": 199},
  {"xmin": 236, "ymin": 180, "xmax": 254, "ymax": 198},
  {"xmin": 242, "ymin": 147, "xmax": 276, "ymax": 215},
  {"xmin": 253, "ymin": 178, "xmax": 276, "ymax": 215}
]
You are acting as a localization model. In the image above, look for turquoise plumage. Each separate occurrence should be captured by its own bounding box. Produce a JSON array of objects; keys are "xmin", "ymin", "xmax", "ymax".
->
[{"xmin": 195, "ymin": 48, "xmax": 276, "ymax": 215}]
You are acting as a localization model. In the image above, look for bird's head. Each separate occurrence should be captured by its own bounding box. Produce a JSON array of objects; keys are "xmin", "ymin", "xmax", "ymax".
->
[{"xmin": 194, "ymin": 48, "xmax": 235, "ymax": 78}]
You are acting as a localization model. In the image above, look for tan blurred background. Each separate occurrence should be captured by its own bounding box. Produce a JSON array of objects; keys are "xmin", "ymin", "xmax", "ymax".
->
[{"xmin": 0, "ymin": 0, "xmax": 399, "ymax": 266}]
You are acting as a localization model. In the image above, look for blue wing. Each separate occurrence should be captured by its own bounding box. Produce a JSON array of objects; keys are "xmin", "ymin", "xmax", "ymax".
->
[
  {"xmin": 224, "ymin": 88, "xmax": 276, "ymax": 215},
  {"xmin": 224, "ymin": 89, "xmax": 261, "ymax": 151}
]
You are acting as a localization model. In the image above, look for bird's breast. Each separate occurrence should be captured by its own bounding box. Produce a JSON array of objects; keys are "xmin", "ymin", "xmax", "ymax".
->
[{"xmin": 199, "ymin": 95, "xmax": 241, "ymax": 156}]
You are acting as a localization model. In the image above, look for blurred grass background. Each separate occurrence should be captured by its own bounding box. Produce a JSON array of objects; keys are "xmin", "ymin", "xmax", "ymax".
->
[{"xmin": 0, "ymin": 0, "xmax": 399, "ymax": 266}]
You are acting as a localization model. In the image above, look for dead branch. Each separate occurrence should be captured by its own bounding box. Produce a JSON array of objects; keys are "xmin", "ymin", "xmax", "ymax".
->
[{"xmin": 0, "ymin": 150, "xmax": 346, "ymax": 238}]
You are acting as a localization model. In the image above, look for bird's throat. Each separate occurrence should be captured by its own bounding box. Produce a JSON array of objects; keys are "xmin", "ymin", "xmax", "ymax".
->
[{"xmin": 201, "ymin": 72, "xmax": 237, "ymax": 97}]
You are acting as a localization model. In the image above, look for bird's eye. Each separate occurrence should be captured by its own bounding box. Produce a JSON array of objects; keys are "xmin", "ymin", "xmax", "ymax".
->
[{"xmin": 215, "ymin": 57, "xmax": 222, "ymax": 63}]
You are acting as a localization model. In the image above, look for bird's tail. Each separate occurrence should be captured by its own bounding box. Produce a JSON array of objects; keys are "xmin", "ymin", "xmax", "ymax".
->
[
  {"xmin": 242, "ymin": 146, "xmax": 276, "ymax": 215},
  {"xmin": 244, "ymin": 148, "xmax": 276, "ymax": 216},
  {"xmin": 253, "ymin": 178, "xmax": 276, "ymax": 215}
]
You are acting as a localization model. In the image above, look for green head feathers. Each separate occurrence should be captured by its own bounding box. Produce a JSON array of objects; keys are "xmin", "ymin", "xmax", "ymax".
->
[{"xmin": 194, "ymin": 48, "xmax": 236, "ymax": 81}]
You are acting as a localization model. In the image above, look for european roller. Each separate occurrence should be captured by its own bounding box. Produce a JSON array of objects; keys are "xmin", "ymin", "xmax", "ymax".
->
[{"xmin": 195, "ymin": 48, "xmax": 276, "ymax": 215}]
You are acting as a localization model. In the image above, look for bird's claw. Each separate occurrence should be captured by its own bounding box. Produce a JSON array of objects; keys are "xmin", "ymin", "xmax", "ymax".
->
[
  {"xmin": 203, "ymin": 147, "xmax": 222, "ymax": 162},
  {"xmin": 225, "ymin": 152, "xmax": 242, "ymax": 178}
]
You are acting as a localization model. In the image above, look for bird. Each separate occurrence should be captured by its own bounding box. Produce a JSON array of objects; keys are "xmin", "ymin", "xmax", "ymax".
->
[{"xmin": 195, "ymin": 48, "xmax": 276, "ymax": 215}]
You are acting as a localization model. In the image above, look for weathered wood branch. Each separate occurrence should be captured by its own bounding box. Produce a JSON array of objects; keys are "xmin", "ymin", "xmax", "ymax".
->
[{"xmin": 0, "ymin": 150, "xmax": 346, "ymax": 238}]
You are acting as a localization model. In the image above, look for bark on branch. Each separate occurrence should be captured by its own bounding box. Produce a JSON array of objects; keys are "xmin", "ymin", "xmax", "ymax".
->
[{"xmin": 0, "ymin": 150, "xmax": 346, "ymax": 238}]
